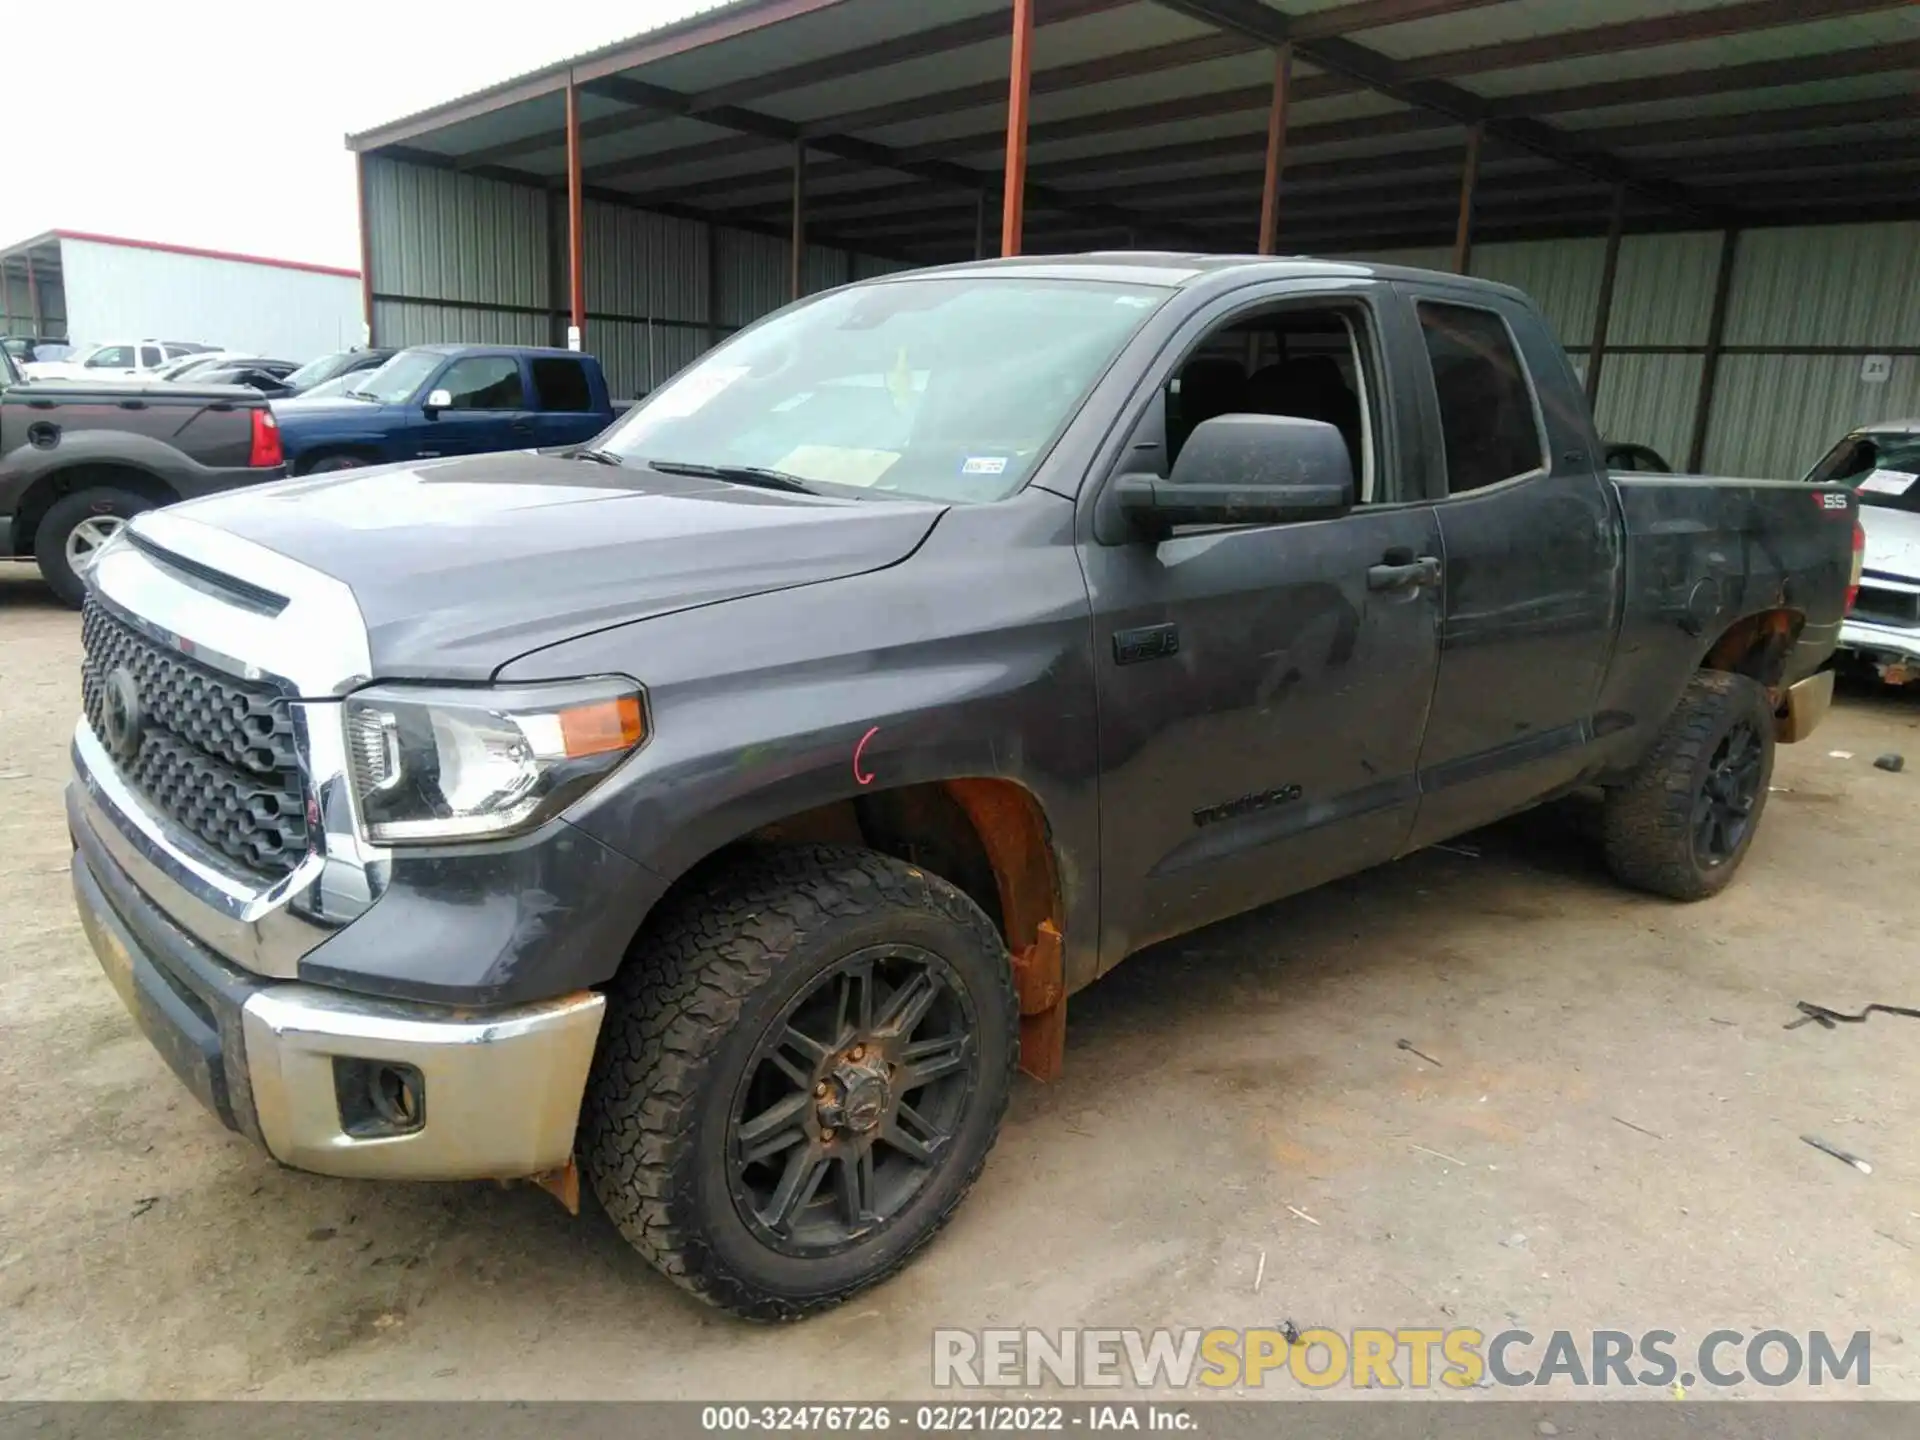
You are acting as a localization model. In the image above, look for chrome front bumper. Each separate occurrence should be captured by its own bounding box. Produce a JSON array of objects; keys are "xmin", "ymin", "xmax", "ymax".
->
[
  {"xmin": 73, "ymin": 785, "xmax": 605, "ymax": 1182},
  {"xmin": 242, "ymin": 984, "xmax": 604, "ymax": 1181}
]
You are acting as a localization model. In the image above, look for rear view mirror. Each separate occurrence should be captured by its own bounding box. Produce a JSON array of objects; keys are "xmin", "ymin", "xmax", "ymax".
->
[
  {"xmin": 424, "ymin": 388, "xmax": 452, "ymax": 415},
  {"xmin": 1118, "ymin": 414, "xmax": 1354, "ymax": 541}
]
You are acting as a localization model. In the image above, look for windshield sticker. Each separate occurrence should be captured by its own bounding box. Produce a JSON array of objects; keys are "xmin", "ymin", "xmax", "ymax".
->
[
  {"xmin": 646, "ymin": 364, "xmax": 749, "ymax": 421},
  {"xmin": 962, "ymin": 455, "xmax": 1009, "ymax": 476},
  {"xmin": 1858, "ymin": 469, "xmax": 1916, "ymax": 497},
  {"xmin": 773, "ymin": 445, "xmax": 901, "ymax": 487}
]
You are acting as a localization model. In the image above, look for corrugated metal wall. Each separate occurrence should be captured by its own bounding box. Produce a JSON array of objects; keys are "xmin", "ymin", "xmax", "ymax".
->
[
  {"xmin": 364, "ymin": 157, "xmax": 1919, "ymax": 470},
  {"xmin": 365, "ymin": 156, "xmax": 902, "ymax": 400},
  {"xmin": 1342, "ymin": 221, "xmax": 1920, "ymax": 480},
  {"xmin": 2, "ymin": 267, "xmax": 68, "ymax": 337},
  {"xmin": 59, "ymin": 239, "xmax": 361, "ymax": 358}
]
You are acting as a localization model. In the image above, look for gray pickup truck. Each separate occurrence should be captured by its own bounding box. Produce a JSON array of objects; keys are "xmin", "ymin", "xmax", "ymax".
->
[
  {"xmin": 1, "ymin": 354, "xmax": 286, "ymax": 604},
  {"xmin": 67, "ymin": 255, "xmax": 1858, "ymax": 1320}
]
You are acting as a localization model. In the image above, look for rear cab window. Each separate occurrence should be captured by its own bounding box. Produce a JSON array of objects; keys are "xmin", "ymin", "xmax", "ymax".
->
[
  {"xmin": 531, "ymin": 357, "xmax": 594, "ymax": 412},
  {"xmin": 1416, "ymin": 301, "xmax": 1547, "ymax": 495}
]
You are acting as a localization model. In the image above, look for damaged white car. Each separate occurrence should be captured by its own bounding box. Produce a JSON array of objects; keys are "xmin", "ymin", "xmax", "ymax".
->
[{"xmin": 1808, "ymin": 422, "xmax": 1920, "ymax": 686}]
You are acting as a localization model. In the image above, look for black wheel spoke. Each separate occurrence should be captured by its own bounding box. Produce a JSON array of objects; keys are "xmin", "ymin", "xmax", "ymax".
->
[
  {"xmin": 770, "ymin": 1024, "xmax": 831, "ymax": 1087},
  {"xmin": 835, "ymin": 1147, "xmax": 879, "ymax": 1228},
  {"xmin": 737, "ymin": 1091, "xmax": 812, "ymax": 1166},
  {"xmin": 901, "ymin": 1032, "xmax": 972, "ymax": 1088},
  {"xmin": 761, "ymin": 1143, "xmax": 832, "ymax": 1235},
  {"xmin": 876, "ymin": 969, "xmax": 939, "ymax": 1040},
  {"xmin": 833, "ymin": 958, "xmax": 876, "ymax": 1047}
]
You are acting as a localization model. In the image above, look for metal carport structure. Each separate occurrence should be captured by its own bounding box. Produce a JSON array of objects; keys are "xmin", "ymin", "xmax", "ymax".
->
[{"xmin": 346, "ymin": 0, "xmax": 1920, "ymax": 476}]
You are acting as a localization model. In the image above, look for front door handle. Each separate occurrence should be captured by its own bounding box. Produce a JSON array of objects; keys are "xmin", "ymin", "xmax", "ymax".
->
[{"xmin": 1367, "ymin": 555, "xmax": 1442, "ymax": 591}]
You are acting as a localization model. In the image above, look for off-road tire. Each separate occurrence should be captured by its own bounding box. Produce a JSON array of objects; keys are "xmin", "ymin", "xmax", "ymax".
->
[
  {"xmin": 36, "ymin": 487, "xmax": 153, "ymax": 608},
  {"xmin": 582, "ymin": 844, "xmax": 1019, "ymax": 1320},
  {"xmin": 1601, "ymin": 670, "xmax": 1776, "ymax": 901}
]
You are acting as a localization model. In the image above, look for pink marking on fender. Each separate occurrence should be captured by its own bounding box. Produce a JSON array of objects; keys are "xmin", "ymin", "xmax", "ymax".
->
[{"xmin": 853, "ymin": 726, "xmax": 880, "ymax": 786}]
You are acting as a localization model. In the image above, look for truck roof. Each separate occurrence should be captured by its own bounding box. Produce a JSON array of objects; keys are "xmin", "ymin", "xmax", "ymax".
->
[{"xmin": 894, "ymin": 250, "xmax": 1532, "ymax": 303}]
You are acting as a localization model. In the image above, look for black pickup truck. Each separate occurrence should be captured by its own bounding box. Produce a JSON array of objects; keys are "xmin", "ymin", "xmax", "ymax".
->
[
  {"xmin": 66, "ymin": 255, "xmax": 1858, "ymax": 1320},
  {"xmin": 0, "ymin": 356, "xmax": 285, "ymax": 604}
]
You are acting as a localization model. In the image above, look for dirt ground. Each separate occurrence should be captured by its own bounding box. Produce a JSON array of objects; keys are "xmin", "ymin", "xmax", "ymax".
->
[{"xmin": 2, "ymin": 561, "xmax": 1917, "ymax": 1402}]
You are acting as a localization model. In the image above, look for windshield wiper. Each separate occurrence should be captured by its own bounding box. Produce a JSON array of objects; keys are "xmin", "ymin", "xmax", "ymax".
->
[
  {"xmin": 343, "ymin": 388, "xmax": 379, "ymax": 401},
  {"xmin": 646, "ymin": 459, "xmax": 821, "ymax": 495},
  {"xmin": 573, "ymin": 447, "xmax": 626, "ymax": 467}
]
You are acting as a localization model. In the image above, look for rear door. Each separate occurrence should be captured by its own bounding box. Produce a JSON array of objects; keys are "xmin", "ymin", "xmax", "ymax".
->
[
  {"xmin": 406, "ymin": 353, "xmax": 534, "ymax": 459},
  {"xmin": 1395, "ymin": 284, "xmax": 1621, "ymax": 847},
  {"xmin": 1082, "ymin": 280, "xmax": 1445, "ymax": 959},
  {"xmin": 526, "ymin": 354, "xmax": 606, "ymax": 448}
]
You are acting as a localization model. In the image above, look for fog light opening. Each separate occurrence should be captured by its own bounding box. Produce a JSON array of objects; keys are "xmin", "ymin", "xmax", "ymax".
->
[{"xmin": 333, "ymin": 1057, "xmax": 426, "ymax": 1138}]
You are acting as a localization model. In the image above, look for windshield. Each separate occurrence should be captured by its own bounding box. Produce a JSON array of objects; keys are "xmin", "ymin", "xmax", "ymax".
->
[
  {"xmin": 599, "ymin": 276, "xmax": 1170, "ymax": 502},
  {"xmin": 345, "ymin": 349, "xmax": 442, "ymax": 404},
  {"xmin": 283, "ymin": 351, "xmax": 346, "ymax": 391},
  {"xmin": 1806, "ymin": 431, "xmax": 1920, "ymax": 515}
]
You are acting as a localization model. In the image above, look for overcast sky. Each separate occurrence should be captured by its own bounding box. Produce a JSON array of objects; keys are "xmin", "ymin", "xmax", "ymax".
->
[{"xmin": 1, "ymin": 2, "xmax": 721, "ymax": 270}]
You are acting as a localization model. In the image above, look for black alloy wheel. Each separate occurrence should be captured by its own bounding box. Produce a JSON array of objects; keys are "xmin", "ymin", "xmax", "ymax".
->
[
  {"xmin": 1692, "ymin": 717, "xmax": 1765, "ymax": 868},
  {"xmin": 728, "ymin": 944, "xmax": 979, "ymax": 1257}
]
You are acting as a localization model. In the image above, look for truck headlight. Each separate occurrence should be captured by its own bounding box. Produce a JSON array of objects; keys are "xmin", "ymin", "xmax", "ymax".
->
[{"xmin": 343, "ymin": 678, "xmax": 646, "ymax": 844}]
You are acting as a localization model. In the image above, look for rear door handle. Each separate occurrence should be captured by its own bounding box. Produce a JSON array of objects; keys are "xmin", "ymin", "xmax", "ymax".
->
[{"xmin": 1367, "ymin": 555, "xmax": 1442, "ymax": 591}]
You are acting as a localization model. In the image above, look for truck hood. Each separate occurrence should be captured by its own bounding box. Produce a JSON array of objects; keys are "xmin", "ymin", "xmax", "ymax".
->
[
  {"xmin": 1861, "ymin": 503, "xmax": 1920, "ymax": 580},
  {"xmin": 170, "ymin": 452, "xmax": 946, "ymax": 680}
]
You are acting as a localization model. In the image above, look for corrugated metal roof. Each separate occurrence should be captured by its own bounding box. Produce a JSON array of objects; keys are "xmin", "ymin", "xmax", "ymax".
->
[{"xmin": 351, "ymin": 0, "xmax": 1920, "ymax": 264}]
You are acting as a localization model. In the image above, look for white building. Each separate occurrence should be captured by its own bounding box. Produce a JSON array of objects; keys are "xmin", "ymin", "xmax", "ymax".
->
[{"xmin": 0, "ymin": 229, "xmax": 364, "ymax": 361}]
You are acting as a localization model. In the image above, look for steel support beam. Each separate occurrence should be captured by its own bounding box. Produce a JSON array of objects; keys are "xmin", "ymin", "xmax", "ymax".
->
[
  {"xmin": 1586, "ymin": 185, "xmax": 1627, "ymax": 408},
  {"xmin": 1257, "ymin": 44, "xmax": 1292, "ymax": 255},
  {"xmin": 791, "ymin": 140, "xmax": 807, "ymax": 300},
  {"xmin": 1003, "ymin": 0, "xmax": 1035, "ymax": 257},
  {"xmin": 566, "ymin": 80, "xmax": 586, "ymax": 347},
  {"xmin": 355, "ymin": 153, "xmax": 376, "ymax": 344},
  {"xmin": 1452, "ymin": 123, "xmax": 1481, "ymax": 274},
  {"xmin": 1688, "ymin": 229, "xmax": 1742, "ymax": 473}
]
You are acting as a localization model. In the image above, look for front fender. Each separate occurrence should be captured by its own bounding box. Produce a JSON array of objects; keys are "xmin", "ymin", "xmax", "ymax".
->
[{"xmin": 503, "ymin": 490, "xmax": 1104, "ymax": 992}]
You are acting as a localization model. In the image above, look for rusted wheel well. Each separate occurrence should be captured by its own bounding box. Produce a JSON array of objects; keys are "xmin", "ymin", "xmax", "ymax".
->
[
  {"xmin": 657, "ymin": 780, "xmax": 1069, "ymax": 1080},
  {"xmin": 13, "ymin": 464, "xmax": 179, "ymax": 555},
  {"xmin": 1701, "ymin": 607, "xmax": 1803, "ymax": 697}
]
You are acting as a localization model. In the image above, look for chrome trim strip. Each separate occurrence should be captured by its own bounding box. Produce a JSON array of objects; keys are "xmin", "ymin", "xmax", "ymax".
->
[
  {"xmin": 73, "ymin": 721, "xmax": 316, "ymax": 978},
  {"xmin": 242, "ymin": 987, "xmax": 605, "ymax": 1180},
  {"xmin": 74, "ymin": 710, "xmax": 392, "ymax": 977},
  {"xmin": 92, "ymin": 510, "xmax": 374, "ymax": 698}
]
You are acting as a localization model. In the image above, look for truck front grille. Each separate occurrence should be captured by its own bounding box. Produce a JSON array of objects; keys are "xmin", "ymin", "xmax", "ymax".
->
[{"xmin": 81, "ymin": 597, "xmax": 309, "ymax": 878}]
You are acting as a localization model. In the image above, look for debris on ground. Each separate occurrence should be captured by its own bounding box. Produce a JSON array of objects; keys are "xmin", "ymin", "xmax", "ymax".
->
[
  {"xmin": 1613, "ymin": 1116, "xmax": 1664, "ymax": 1140},
  {"xmin": 1432, "ymin": 842, "xmax": 1481, "ymax": 858},
  {"xmin": 1286, "ymin": 1206, "xmax": 1321, "ymax": 1226},
  {"xmin": 1801, "ymin": 1135, "xmax": 1872, "ymax": 1174},
  {"xmin": 1397, "ymin": 1039, "xmax": 1444, "ymax": 1066},
  {"xmin": 1786, "ymin": 1000, "xmax": 1920, "ymax": 1030},
  {"xmin": 1874, "ymin": 753, "xmax": 1906, "ymax": 773},
  {"xmin": 1281, "ymin": 1319, "xmax": 1302, "ymax": 1345},
  {"xmin": 1411, "ymin": 1142, "xmax": 1467, "ymax": 1165},
  {"xmin": 1828, "ymin": 750, "xmax": 1855, "ymax": 759},
  {"xmin": 1501, "ymin": 1232, "xmax": 1529, "ymax": 1249},
  {"xmin": 129, "ymin": 1197, "xmax": 158, "ymax": 1219},
  {"xmin": 1253, "ymin": 1249, "xmax": 1266, "ymax": 1293}
]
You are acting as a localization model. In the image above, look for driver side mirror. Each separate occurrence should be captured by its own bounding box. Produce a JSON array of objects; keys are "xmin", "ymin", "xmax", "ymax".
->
[
  {"xmin": 423, "ymin": 387, "xmax": 452, "ymax": 417},
  {"xmin": 1118, "ymin": 413, "xmax": 1354, "ymax": 541}
]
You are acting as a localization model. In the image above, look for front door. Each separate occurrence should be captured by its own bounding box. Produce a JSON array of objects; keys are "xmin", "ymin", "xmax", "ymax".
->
[
  {"xmin": 1082, "ymin": 287, "xmax": 1445, "ymax": 963},
  {"xmin": 408, "ymin": 354, "xmax": 536, "ymax": 460}
]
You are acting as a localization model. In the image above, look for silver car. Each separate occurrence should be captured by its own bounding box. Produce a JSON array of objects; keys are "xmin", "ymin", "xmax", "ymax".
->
[{"xmin": 1808, "ymin": 422, "xmax": 1920, "ymax": 685}]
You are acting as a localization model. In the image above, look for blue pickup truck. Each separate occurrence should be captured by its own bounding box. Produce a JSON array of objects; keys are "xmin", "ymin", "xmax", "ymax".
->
[{"xmin": 271, "ymin": 344, "xmax": 615, "ymax": 474}]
